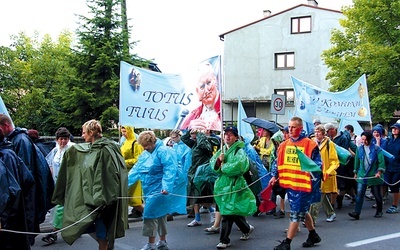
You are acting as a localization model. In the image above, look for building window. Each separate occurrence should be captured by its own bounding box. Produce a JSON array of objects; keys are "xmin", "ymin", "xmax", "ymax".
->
[
  {"xmin": 291, "ymin": 16, "xmax": 311, "ymax": 34},
  {"xmin": 275, "ymin": 89, "xmax": 295, "ymax": 106},
  {"xmin": 275, "ymin": 52, "xmax": 295, "ymax": 69}
]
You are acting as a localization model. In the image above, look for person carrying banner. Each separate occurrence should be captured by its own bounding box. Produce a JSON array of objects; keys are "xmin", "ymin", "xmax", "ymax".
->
[
  {"xmin": 210, "ymin": 126, "xmax": 256, "ymax": 249},
  {"xmin": 269, "ymin": 117, "xmax": 322, "ymax": 250},
  {"xmin": 180, "ymin": 62, "xmax": 221, "ymax": 131},
  {"xmin": 348, "ymin": 131, "xmax": 385, "ymax": 220},
  {"xmin": 325, "ymin": 122, "xmax": 357, "ymax": 209},
  {"xmin": 182, "ymin": 129, "xmax": 219, "ymax": 227}
]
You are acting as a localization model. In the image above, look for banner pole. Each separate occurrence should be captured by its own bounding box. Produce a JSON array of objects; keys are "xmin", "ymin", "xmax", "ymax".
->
[{"xmin": 218, "ymin": 55, "xmax": 224, "ymax": 153}]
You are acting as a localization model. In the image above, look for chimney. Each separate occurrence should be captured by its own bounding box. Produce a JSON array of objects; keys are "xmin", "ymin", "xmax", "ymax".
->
[
  {"xmin": 263, "ymin": 10, "xmax": 271, "ymax": 17},
  {"xmin": 307, "ymin": 0, "xmax": 318, "ymax": 7}
]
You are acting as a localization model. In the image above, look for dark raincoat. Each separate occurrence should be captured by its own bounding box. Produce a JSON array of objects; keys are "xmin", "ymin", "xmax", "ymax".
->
[
  {"xmin": 7, "ymin": 128, "xmax": 53, "ymax": 245},
  {"xmin": 0, "ymin": 140, "xmax": 35, "ymax": 249}
]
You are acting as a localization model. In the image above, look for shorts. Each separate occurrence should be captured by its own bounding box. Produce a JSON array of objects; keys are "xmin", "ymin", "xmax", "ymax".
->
[
  {"xmin": 142, "ymin": 215, "xmax": 168, "ymax": 237},
  {"xmin": 384, "ymin": 171, "xmax": 400, "ymax": 193},
  {"xmin": 286, "ymin": 189, "xmax": 313, "ymax": 223},
  {"xmin": 272, "ymin": 184, "xmax": 286, "ymax": 199}
]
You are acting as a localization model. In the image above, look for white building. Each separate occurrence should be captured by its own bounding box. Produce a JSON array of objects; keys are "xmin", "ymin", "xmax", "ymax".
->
[{"xmin": 220, "ymin": 0, "xmax": 344, "ymax": 126}]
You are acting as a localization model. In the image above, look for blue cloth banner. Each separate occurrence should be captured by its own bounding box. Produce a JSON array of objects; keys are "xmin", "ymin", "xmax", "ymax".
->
[
  {"xmin": 291, "ymin": 75, "xmax": 371, "ymax": 122},
  {"xmin": 119, "ymin": 56, "xmax": 221, "ymax": 129},
  {"xmin": 237, "ymin": 96, "xmax": 254, "ymax": 144}
]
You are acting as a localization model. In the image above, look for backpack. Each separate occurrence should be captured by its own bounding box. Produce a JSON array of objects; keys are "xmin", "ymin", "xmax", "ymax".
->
[{"xmin": 234, "ymin": 147, "xmax": 262, "ymax": 197}]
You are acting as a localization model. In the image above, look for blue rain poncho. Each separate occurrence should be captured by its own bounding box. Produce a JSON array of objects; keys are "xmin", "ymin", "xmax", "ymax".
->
[{"xmin": 128, "ymin": 139, "xmax": 186, "ymax": 218}]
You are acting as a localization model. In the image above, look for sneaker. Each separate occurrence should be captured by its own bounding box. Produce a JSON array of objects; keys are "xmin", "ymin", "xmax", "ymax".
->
[
  {"xmin": 166, "ymin": 214, "xmax": 174, "ymax": 221},
  {"xmin": 252, "ymin": 208, "xmax": 262, "ymax": 217},
  {"xmin": 204, "ymin": 225, "xmax": 220, "ymax": 233},
  {"xmin": 266, "ymin": 209, "xmax": 276, "ymax": 215},
  {"xmin": 42, "ymin": 233, "xmax": 57, "ymax": 244},
  {"xmin": 372, "ymin": 203, "xmax": 377, "ymax": 208},
  {"xmin": 345, "ymin": 194, "xmax": 352, "ymax": 200},
  {"xmin": 240, "ymin": 225, "xmax": 254, "ymax": 240},
  {"xmin": 156, "ymin": 240, "xmax": 169, "ymax": 250},
  {"xmin": 274, "ymin": 210, "xmax": 285, "ymax": 219},
  {"xmin": 187, "ymin": 219, "xmax": 202, "ymax": 227},
  {"xmin": 365, "ymin": 193, "xmax": 375, "ymax": 200},
  {"xmin": 140, "ymin": 243, "xmax": 156, "ymax": 250},
  {"xmin": 326, "ymin": 213, "xmax": 336, "ymax": 222},
  {"xmin": 302, "ymin": 233, "xmax": 321, "ymax": 247},
  {"xmin": 349, "ymin": 200, "xmax": 356, "ymax": 206},
  {"xmin": 199, "ymin": 206, "xmax": 209, "ymax": 214},
  {"xmin": 386, "ymin": 206, "xmax": 398, "ymax": 214},
  {"xmin": 210, "ymin": 211, "xmax": 216, "ymax": 223},
  {"xmin": 374, "ymin": 212, "xmax": 383, "ymax": 218},
  {"xmin": 348, "ymin": 211, "xmax": 360, "ymax": 220},
  {"xmin": 274, "ymin": 239, "xmax": 291, "ymax": 250},
  {"xmin": 216, "ymin": 242, "xmax": 230, "ymax": 249}
]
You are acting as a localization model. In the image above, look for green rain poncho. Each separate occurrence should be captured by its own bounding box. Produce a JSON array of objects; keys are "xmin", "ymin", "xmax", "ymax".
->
[{"xmin": 210, "ymin": 140, "xmax": 257, "ymax": 216}]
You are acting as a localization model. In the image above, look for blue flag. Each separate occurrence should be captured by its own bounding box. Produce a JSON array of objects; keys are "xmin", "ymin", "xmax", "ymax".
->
[{"xmin": 237, "ymin": 96, "xmax": 254, "ymax": 144}]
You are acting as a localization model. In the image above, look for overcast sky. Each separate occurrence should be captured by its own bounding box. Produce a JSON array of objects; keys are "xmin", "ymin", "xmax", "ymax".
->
[{"xmin": 1, "ymin": 0, "xmax": 353, "ymax": 74}]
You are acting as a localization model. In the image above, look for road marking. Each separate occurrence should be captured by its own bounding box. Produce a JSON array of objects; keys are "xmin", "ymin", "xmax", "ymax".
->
[{"xmin": 345, "ymin": 232, "xmax": 400, "ymax": 247}]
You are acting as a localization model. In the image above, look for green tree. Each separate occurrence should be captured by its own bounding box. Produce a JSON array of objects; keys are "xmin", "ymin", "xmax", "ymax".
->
[
  {"xmin": 0, "ymin": 31, "xmax": 77, "ymax": 134},
  {"xmin": 60, "ymin": 0, "xmax": 149, "ymax": 134},
  {"xmin": 322, "ymin": 0, "xmax": 400, "ymax": 122}
]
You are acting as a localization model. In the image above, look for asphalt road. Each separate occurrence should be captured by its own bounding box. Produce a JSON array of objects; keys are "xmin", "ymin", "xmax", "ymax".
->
[{"xmin": 31, "ymin": 197, "xmax": 400, "ymax": 250}]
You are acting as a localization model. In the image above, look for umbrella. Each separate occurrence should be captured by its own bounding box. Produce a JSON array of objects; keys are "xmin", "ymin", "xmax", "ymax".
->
[{"xmin": 242, "ymin": 117, "xmax": 280, "ymax": 134}]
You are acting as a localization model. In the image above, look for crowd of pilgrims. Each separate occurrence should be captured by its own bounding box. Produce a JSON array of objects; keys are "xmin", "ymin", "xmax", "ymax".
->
[{"xmin": 1, "ymin": 114, "xmax": 400, "ymax": 250}]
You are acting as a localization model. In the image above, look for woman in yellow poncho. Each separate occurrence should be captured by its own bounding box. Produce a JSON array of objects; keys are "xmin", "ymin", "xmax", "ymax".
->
[
  {"xmin": 121, "ymin": 126, "xmax": 144, "ymax": 218},
  {"xmin": 253, "ymin": 128, "xmax": 274, "ymax": 171}
]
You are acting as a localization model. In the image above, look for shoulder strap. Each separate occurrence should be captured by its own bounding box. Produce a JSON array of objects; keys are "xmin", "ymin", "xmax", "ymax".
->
[
  {"xmin": 234, "ymin": 146, "xmax": 240, "ymax": 155},
  {"xmin": 326, "ymin": 139, "xmax": 330, "ymax": 154}
]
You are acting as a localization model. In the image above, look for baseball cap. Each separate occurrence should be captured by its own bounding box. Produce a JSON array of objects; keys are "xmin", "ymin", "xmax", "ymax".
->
[
  {"xmin": 313, "ymin": 119, "xmax": 321, "ymax": 125},
  {"xmin": 224, "ymin": 126, "xmax": 238, "ymax": 136},
  {"xmin": 390, "ymin": 123, "xmax": 400, "ymax": 129},
  {"xmin": 324, "ymin": 123, "xmax": 336, "ymax": 131}
]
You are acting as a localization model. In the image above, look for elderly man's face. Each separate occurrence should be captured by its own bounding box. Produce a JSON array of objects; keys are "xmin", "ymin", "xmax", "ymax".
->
[{"xmin": 196, "ymin": 73, "xmax": 218, "ymax": 106}]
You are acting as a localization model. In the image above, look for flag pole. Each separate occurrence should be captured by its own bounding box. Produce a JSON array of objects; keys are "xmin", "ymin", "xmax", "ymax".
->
[{"xmin": 218, "ymin": 55, "xmax": 224, "ymax": 153}]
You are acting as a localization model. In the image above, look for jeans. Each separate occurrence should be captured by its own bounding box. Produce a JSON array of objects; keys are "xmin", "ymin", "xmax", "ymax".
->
[{"xmin": 355, "ymin": 183, "xmax": 382, "ymax": 214}]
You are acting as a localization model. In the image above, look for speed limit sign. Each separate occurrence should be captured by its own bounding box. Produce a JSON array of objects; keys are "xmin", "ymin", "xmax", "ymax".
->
[{"xmin": 271, "ymin": 94, "xmax": 286, "ymax": 115}]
